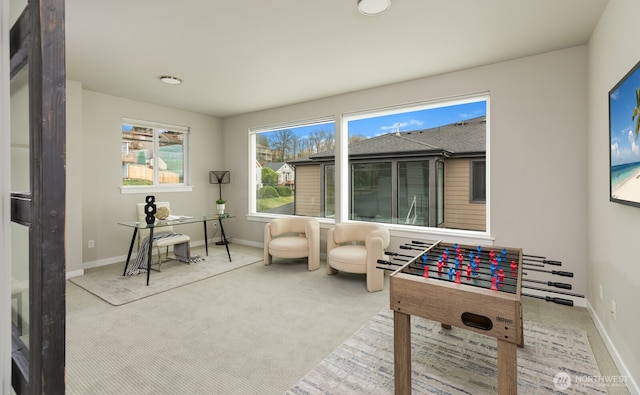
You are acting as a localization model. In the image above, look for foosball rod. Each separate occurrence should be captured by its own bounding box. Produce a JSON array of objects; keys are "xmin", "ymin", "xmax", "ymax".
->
[
  {"xmin": 407, "ymin": 241, "xmax": 561, "ymax": 262},
  {"xmin": 379, "ymin": 259, "xmax": 578, "ymax": 296},
  {"xmin": 522, "ymin": 293, "xmax": 574, "ymax": 306},
  {"xmin": 386, "ymin": 254, "xmax": 525, "ymax": 284},
  {"xmin": 407, "ymin": 241, "xmax": 563, "ymax": 267},
  {"xmin": 522, "ymin": 278, "xmax": 572, "ymax": 289},
  {"xmin": 377, "ymin": 260, "xmax": 579, "ymax": 302},
  {"xmin": 400, "ymin": 248, "xmax": 560, "ymax": 272},
  {"xmin": 523, "ymin": 268, "xmax": 573, "ymax": 277},
  {"xmin": 523, "ymin": 285, "xmax": 584, "ymax": 298}
]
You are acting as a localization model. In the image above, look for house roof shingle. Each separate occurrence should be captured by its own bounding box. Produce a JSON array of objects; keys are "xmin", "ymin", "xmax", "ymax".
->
[{"xmin": 291, "ymin": 116, "xmax": 486, "ymax": 163}]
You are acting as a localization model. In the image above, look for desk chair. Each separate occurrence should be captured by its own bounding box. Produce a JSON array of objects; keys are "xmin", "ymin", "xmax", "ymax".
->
[{"xmin": 136, "ymin": 202, "xmax": 191, "ymax": 270}]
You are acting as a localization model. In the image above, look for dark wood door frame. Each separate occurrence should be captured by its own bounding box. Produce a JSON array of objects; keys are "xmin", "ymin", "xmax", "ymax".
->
[{"xmin": 9, "ymin": 0, "xmax": 66, "ymax": 393}]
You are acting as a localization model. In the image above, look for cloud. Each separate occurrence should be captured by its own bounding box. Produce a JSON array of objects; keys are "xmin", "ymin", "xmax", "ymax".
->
[
  {"xmin": 610, "ymin": 89, "xmax": 620, "ymax": 100},
  {"xmin": 626, "ymin": 130, "xmax": 640, "ymax": 155},
  {"xmin": 381, "ymin": 119, "xmax": 424, "ymax": 133}
]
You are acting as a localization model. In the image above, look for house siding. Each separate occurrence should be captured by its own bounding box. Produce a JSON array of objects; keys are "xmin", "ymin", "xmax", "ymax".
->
[
  {"xmin": 443, "ymin": 158, "xmax": 486, "ymax": 231},
  {"xmin": 295, "ymin": 165, "xmax": 321, "ymax": 216}
]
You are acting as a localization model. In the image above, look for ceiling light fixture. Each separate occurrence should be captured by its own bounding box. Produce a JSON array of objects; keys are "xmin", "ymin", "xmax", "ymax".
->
[
  {"xmin": 357, "ymin": 0, "xmax": 391, "ymax": 16},
  {"xmin": 160, "ymin": 75, "xmax": 182, "ymax": 85}
]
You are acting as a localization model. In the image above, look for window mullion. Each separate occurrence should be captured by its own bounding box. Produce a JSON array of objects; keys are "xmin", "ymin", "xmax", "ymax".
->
[{"xmin": 153, "ymin": 129, "xmax": 159, "ymax": 185}]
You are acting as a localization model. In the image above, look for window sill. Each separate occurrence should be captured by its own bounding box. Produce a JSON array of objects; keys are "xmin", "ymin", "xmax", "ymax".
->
[{"xmin": 120, "ymin": 185, "xmax": 194, "ymax": 194}]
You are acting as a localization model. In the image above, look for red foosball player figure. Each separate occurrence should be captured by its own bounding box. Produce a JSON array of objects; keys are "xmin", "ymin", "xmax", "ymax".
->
[
  {"xmin": 437, "ymin": 259, "xmax": 444, "ymax": 276},
  {"xmin": 490, "ymin": 276, "xmax": 498, "ymax": 291},
  {"xmin": 423, "ymin": 265, "xmax": 429, "ymax": 279},
  {"xmin": 466, "ymin": 264, "xmax": 471, "ymax": 280},
  {"xmin": 510, "ymin": 260, "xmax": 517, "ymax": 276},
  {"xmin": 498, "ymin": 269, "xmax": 505, "ymax": 287},
  {"xmin": 455, "ymin": 270, "xmax": 461, "ymax": 284}
]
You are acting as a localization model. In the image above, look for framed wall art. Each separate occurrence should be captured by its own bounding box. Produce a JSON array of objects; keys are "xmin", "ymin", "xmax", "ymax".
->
[{"xmin": 609, "ymin": 59, "xmax": 640, "ymax": 207}]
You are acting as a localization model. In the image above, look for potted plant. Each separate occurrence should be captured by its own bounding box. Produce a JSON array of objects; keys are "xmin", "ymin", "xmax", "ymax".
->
[{"xmin": 216, "ymin": 198, "xmax": 226, "ymax": 214}]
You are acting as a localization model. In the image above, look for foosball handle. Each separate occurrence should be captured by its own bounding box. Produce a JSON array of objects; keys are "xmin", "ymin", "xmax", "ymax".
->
[
  {"xmin": 543, "ymin": 260, "xmax": 562, "ymax": 266},
  {"xmin": 546, "ymin": 296, "xmax": 573, "ymax": 306},
  {"xmin": 548, "ymin": 281, "xmax": 572, "ymax": 289}
]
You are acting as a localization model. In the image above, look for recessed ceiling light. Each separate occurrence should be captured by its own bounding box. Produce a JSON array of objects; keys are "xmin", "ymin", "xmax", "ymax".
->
[
  {"xmin": 160, "ymin": 76, "xmax": 182, "ymax": 85},
  {"xmin": 357, "ymin": 0, "xmax": 391, "ymax": 16}
]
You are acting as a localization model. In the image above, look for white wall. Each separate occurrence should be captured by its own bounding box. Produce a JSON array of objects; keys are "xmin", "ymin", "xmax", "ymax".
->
[
  {"xmin": 76, "ymin": 88, "xmax": 223, "ymax": 270},
  {"xmin": 225, "ymin": 46, "xmax": 589, "ymax": 298},
  {"xmin": 587, "ymin": 0, "xmax": 640, "ymax": 390}
]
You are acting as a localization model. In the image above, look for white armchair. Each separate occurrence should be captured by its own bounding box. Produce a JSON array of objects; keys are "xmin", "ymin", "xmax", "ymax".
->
[
  {"xmin": 326, "ymin": 222, "xmax": 390, "ymax": 292},
  {"xmin": 136, "ymin": 202, "xmax": 191, "ymax": 270},
  {"xmin": 264, "ymin": 217, "xmax": 320, "ymax": 271}
]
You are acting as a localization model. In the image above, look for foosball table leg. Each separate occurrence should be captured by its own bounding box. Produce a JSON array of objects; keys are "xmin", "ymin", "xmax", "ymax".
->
[
  {"xmin": 497, "ymin": 339, "xmax": 518, "ymax": 395},
  {"xmin": 394, "ymin": 310, "xmax": 411, "ymax": 395}
]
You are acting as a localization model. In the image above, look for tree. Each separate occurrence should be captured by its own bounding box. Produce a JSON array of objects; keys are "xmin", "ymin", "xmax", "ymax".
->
[
  {"xmin": 308, "ymin": 129, "xmax": 335, "ymax": 154},
  {"xmin": 261, "ymin": 167, "xmax": 278, "ymax": 187},
  {"xmin": 269, "ymin": 129, "xmax": 295, "ymax": 162},
  {"xmin": 633, "ymin": 87, "xmax": 640, "ymax": 139}
]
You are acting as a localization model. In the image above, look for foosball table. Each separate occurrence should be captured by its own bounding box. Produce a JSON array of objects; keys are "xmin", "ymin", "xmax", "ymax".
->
[{"xmin": 382, "ymin": 240, "xmax": 526, "ymax": 395}]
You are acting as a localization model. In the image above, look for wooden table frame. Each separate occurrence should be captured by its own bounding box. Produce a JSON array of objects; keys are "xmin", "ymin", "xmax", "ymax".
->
[{"xmin": 390, "ymin": 242, "xmax": 523, "ymax": 394}]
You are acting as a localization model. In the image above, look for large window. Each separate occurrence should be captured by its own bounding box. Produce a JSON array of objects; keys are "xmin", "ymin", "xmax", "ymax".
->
[
  {"xmin": 345, "ymin": 96, "xmax": 487, "ymax": 231},
  {"xmin": 249, "ymin": 94, "xmax": 488, "ymax": 233},
  {"xmin": 251, "ymin": 119, "xmax": 335, "ymax": 216},
  {"xmin": 121, "ymin": 118, "xmax": 189, "ymax": 188}
]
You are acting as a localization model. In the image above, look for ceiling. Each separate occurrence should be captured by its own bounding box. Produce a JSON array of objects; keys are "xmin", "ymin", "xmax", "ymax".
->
[{"xmin": 63, "ymin": 0, "xmax": 609, "ymax": 118}]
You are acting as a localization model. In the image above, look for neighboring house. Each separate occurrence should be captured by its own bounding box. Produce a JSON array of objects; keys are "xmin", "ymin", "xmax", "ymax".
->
[
  {"xmin": 256, "ymin": 143, "xmax": 272, "ymax": 165},
  {"xmin": 290, "ymin": 117, "xmax": 486, "ymax": 231},
  {"xmin": 264, "ymin": 162, "xmax": 295, "ymax": 187}
]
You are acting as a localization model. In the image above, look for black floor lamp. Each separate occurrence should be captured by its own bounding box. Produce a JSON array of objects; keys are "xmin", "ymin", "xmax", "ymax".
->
[{"xmin": 210, "ymin": 170, "xmax": 230, "ymax": 245}]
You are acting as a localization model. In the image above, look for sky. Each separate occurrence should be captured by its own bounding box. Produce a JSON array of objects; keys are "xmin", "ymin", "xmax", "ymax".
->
[
  {"xmin": 278, "ymin": 100, "xmax": 487, "ymax": 139},
  {"xmin": 348, "ymin": 101, "xmax": 487, "ymax": 137},
  {"xmin": 610, "ymin": 63, "xmax": 640, "ymax": 167}
]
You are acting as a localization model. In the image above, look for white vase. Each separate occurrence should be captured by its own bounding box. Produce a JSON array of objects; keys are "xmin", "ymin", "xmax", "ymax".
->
[{"xmin": 216, "ymin": 204, "xmax": 225, "ymax": 214}]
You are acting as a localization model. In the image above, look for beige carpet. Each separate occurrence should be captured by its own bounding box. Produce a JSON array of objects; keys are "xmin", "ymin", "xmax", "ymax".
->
[
  {"xmin": 69, "ymin": 250, "xmax": 261, "ymax": 305},
  {"xmin": 287, "ymin": 309, "xmax": 607, "ymax": 394}
]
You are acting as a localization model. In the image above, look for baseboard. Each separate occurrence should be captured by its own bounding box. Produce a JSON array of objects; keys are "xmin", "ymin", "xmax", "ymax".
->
[
  {"xmin": 228, "ymin": 238, "xmax": 261, "ymax": 248},
  {"xmin": 66, "ymin": 269, "xmax": 84, "ymax": 280},
  {"xmin": 586, "ymin": 299, "xmax": 639, "ymax": 395}
]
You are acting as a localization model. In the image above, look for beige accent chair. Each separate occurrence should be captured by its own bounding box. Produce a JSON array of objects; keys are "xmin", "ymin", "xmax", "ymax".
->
[
  {"xmin": 326, "ymin": 222, "xmax": 390, "ymax": 292},
  {"xmin": 264, "ymin": 217, "xmax": 320, "ymax": 271},
  {"xmin": 136, "ymin": 202, "xmax": 191, "ymax": 270}
]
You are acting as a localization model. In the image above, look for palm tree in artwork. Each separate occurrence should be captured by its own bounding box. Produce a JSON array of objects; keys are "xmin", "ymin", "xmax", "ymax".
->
[{"xmin": 633, "ymin": 87, "xmax": 640, "ymax": 139}]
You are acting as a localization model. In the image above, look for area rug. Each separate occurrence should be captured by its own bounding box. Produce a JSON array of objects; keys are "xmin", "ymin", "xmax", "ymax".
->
[
  {"xmin": 69, "ymin": 250, "xmax": 261, "ymax": 306},
  {"xmin": 286, "ymin": 309, "xmax": 607, "ymax": 395}
]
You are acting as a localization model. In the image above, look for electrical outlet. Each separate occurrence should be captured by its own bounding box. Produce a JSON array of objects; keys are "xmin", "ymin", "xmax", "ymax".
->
[
  {"xmin": 611, "ymin": 300, "xmax": 617, "ymax": 320},
  {"xmin": 88, "ymin": 240, "xmax": 95, "ymax": 248},
  {"xmin": 599, "ymin": 285, "xmax": 603, "ymax": 301}
]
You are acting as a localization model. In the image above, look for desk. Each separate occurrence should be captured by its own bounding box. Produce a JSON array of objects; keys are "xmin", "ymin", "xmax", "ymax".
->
[{"xmin": 118, "ymin": 214, "xmax": 234, "ymax": 285}]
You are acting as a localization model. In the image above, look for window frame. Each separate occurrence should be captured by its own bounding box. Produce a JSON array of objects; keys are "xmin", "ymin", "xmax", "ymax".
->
[
  {"xmin": 248, "ymin": 93, "xmax": 490, "ymax": 241},
  {"xmin": 249, "ymin": 117, "xmax": 336, "ymax": 217},
  {"xmin": 470, "ymin": 159, "xmax": 487, "ymax": 203},
  {"xmin": 120, "ymin": 117, "xmax": 192, "ymax": 194}
]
